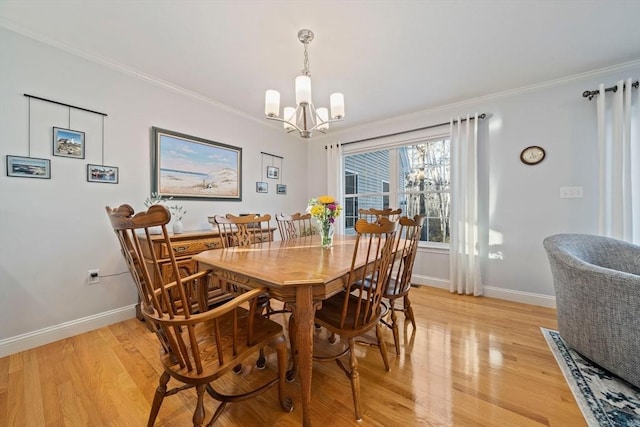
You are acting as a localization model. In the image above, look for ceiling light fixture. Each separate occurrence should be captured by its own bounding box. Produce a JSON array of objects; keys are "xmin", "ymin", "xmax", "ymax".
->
[{"xmin": 265, "ymin": 29, "xmax": 344, "ymax": 139}]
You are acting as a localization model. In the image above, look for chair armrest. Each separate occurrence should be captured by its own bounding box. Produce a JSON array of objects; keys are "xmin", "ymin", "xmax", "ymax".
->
[{"xmin": 152, "ymin": 286, "xmax": 268, "ymax": 326}]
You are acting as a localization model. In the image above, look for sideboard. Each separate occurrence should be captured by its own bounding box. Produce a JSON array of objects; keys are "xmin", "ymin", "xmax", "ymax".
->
[{"xmin": 135, "ymin": 228, "xmax": 274, "ymax": 319}]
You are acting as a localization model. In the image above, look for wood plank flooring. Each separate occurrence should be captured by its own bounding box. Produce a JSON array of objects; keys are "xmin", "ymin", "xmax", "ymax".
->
[{"xmin": 0, "ymin": 286, "xmax": 585, "ymax": 426}]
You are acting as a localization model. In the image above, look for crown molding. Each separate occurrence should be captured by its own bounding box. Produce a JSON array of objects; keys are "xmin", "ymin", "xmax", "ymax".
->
[
  {"xmin": 319, "ymin": 59, "xmax": 640, "ymax": 142},
  {"xmin": 0, "ymin": 17, "xmax": 271, "ymax": 129},
  {"xmin": 3, "ymin": 17, "xmax": 637, "ymax": 139}
]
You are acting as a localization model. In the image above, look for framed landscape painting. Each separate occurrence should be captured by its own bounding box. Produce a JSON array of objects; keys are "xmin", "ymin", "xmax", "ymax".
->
[
  {"xmin": 151, "ymin": 127, "xmax": 242, "ymax": 200},
  {"xmin": 53, "ymin": 127, "xmax": 85, "ymax": 159},
  {"xmin": 87, "ymin": 164, "xmax": 119, "ymax": 184},
  {"xmin": 276, "ymin": 184, "xmax": 287, "ymax": 195},
  {"xmin": 6, "ymin": 155, "xmax": 51, "ymax": 179}
]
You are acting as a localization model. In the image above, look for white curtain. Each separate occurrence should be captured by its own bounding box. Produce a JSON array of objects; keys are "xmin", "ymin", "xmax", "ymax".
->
[
  {"xmin": 326, "ymin": 143, "xmax": 345, "ymax": 235},
  {"xmin": 449, "ymin": 114, "xmax": 482, "ymax": 296},
  {"xmin": 596, "ymin": 78, "xmax": 639, "ymax": 244}
]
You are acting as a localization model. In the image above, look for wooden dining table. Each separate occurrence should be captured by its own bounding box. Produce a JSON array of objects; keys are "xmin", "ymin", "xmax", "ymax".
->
[{"xmin": 193, "ymin": 234, "xmax": 366, "ymax": 426}]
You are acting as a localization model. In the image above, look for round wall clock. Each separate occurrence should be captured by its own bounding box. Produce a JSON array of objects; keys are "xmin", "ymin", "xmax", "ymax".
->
[{"xmin": 520, "ymin": 146, "xmax": 545, "ymax": 165}]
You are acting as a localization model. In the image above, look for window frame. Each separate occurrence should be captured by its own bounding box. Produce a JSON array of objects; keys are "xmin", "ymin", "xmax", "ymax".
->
[{"xmin": 342, "ymin": 126, "xmax": 451, "ymax": 249}]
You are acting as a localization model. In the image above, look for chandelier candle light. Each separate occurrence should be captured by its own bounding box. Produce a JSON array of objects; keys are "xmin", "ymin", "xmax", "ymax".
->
[
  {"xmin": 265, "ymin": 29, "xmax": 345, "ymax": 138},
  {"xmin": 308, "ymin": 195, "xmax": 342, "ymax": 248}
]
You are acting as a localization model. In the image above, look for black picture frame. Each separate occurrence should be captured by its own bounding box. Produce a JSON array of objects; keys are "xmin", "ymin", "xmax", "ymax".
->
[
  {"xmin": 151, "ymin": 127, "xmax": 242, "ymax": 200},
  {"xmin": 6, "ymin": 155, "xmax": 51, "ymax": 179},
  {"xmin": 87, "ymin": 164, "xmax": 119, "ymax": 184},
  {"xmin": 276, "ymin": 184, "xmax": 287, "ymax": 195},
  {"xmin": 266, "ymin": 165, "xmax": 279, "ymax": 179},
  {"xmin": 53, "ymin": 127, "xmax": 85, "ymax": 159},
  {"xmin": 256, "ymin": 181, "xmax": 268, "ymax": 193}
]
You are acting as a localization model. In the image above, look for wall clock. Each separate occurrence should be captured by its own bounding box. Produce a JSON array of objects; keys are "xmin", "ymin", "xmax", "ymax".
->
[{"xmin": 520, "ymin": 145, "xmax": 545, "ymax": 165}]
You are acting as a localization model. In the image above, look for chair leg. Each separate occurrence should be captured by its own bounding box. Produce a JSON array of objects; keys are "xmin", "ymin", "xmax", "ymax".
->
[
  {"xmin": 193, "ymin": 384, "xmax": 206, "ymax": 427},
  {"xmin": 147, "ymin": 371, "xmax": 170, "ymax": 427},
  {"xmin": 207, "ymin": 400, "xmax": 228, "ymax": 426},
  {"xmin": 328, "ymin": 332, "xmax": 337, "ymax": 344},
  {"xmin": 389, "ymin": 299, "xmax": 401, "ymax": 355},
  {"xmin": 375, "ymin": 323, "xmax": 390, "ymax": 371},
  {"xmin": 404, "ymin": 294, "xmax": 416, "ymax": 330},
  {"xmin": 256, "ymin": 348, "xmax": 266, "ymax": 369},
  {"xmin": 347, "ymin": 337, "xmax": 363, "ymax": 422},
  {"xmin": 275, "ymin": 335, "xmax": 294, "ymax": 413}
]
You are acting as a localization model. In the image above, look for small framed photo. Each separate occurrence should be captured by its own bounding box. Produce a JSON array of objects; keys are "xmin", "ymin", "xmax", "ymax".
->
[
  {"xmin": 266, "ymin": 166, "xmax": 279, "ymax": 179},
  {"xmin": 53, "ymin": 127, "xmax": 85, "ymax": 159},
  {"xmin": 87, "ymin": 164, "xmax": 119, "ymax": 184},
  {"xmin": 256, "ymin": 181, "xmax": 268, "ymax": 193},
  {"xmin": 276, "ymin": 184, "xmax": 287, "ymax": 195},
  {"xmin": 6, "ymin": 155, "xmax": 51, "ymax": 179}
]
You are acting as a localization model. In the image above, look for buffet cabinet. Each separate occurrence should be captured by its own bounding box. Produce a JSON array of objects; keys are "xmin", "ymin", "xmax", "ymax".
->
[{"xmin": 136, "ymin": 228, "xmax": 273, "ymax": 319}]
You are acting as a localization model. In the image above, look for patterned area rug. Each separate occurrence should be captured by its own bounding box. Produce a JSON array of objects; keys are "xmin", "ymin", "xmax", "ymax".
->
[{"xmin": 541, "ymin": 327, "xmax": 640, "ymax": 426}]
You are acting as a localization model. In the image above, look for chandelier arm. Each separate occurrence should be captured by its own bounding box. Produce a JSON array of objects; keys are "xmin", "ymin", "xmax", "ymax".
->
[
  {"xmin": 265, "ymin": 115, "xmax": 304, "ymax": 133},
  {"xmin": 306, "ymin": 117, "xmax": 344, "ymax": 134}
]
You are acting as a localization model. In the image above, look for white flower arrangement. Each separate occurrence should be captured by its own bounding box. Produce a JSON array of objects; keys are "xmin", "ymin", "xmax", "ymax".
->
[{"xmin": 144, "ymin": 192, "xmax": 186, "ymax": 221}]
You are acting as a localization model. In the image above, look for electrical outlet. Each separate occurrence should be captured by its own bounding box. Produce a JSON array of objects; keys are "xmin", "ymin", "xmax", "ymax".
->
[{"xmin": 88, "ymin": 269, "xmax": 100, "ymax": 285}]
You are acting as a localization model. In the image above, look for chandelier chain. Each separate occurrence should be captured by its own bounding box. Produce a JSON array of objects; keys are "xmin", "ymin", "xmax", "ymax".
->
[{"xmin": 302, "ymin": 42, "xmax": 311, "ymax": 76}]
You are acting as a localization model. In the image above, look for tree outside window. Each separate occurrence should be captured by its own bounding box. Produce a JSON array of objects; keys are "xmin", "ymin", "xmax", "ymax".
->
[{"xmin": 343, "ymin": 138, "xmax": 450, "ymax": 244}]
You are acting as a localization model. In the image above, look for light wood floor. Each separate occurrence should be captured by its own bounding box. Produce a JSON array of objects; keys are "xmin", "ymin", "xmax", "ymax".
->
[{"xmin": 0, "ymin": 286, "xmax": 585, "ymax": 426}]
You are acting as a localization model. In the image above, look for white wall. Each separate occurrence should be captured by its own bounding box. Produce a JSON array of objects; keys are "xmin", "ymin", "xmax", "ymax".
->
[
  {"xmin": 0, "ymin": 28, "xmax": 308, "ymax": 356},
  {"xmin": 308, "ymin": 61, "xmax": 640, "ymax": 307},
  {"xmin": 2, "ymin": 24, "xmax": 637, "ymax": 357}
]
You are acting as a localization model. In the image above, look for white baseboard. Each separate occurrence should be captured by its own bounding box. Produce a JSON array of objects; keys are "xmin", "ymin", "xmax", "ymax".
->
[
  {"xmin": 1, "ymin": 279, "xmax": 557, "ymax": 358},
  {"xmin": 411, "ymin": 274, "xmax": 449, "ymax": 289},
  {"xmin": 0, "ymin": 305, "xmax": 137, "ymax": 358},
  {"xmin": 411, "ymin": 274, "xmax": 556, "ymax": 308},
  {"xmin": 482, "ymin": 286, "xmax": 556, "ymax": 308}
]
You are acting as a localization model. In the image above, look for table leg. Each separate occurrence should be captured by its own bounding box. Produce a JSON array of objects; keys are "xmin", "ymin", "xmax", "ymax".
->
[{"xmin": 292, "ymin": 285, "xmax": 317, "ymax": 427}]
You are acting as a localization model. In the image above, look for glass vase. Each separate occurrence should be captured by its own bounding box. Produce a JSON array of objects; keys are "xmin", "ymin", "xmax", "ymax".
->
[{"xmin": 319, "ymin": 222, "xmax": 334, "ymax": 248}]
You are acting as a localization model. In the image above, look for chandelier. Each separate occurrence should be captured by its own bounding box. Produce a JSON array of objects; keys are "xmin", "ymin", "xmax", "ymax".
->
[{"xmin": 264, "ymin": 29, "xmax": 345, "ymax": 138}]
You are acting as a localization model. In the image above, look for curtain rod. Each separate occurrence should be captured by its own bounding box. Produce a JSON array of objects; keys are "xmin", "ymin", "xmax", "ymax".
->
[
  {"xmin": 582, "ymin": 81, "xmax": 638, "ymax": 101},
  {"xmin": 24, "ymin": 93, "xmax": 108, "ymax": 116},
  {"xmin": 334, "ymin": 113, "xmax": 486, "ymax": 147}
]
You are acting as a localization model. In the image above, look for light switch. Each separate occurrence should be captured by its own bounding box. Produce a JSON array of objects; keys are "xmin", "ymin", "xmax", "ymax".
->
[{"xmin": 560, "ymin": 186, "xmax": 583, "ymax": 199}]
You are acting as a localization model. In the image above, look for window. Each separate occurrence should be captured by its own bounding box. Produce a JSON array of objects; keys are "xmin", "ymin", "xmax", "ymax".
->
[
  {"xmin": 382, "ymin": 181, "xmax": 390, "ymax": 209},
  {"xmin": 344, "ymin": 171, "xmax": 358, "ymax": 229},
  {"xmin": 343, "ymin": 137, "xmax": 451, "ymax": 245}
]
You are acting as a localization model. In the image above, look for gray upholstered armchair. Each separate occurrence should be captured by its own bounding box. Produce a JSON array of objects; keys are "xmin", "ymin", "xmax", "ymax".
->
[{"xmin": 543, "ymin": 233, "xmax": 640, "ymax": 388}]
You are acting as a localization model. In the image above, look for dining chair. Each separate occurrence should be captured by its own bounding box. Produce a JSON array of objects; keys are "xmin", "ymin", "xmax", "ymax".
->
[
  {"xmin": 105, "ymin": 204, "xmax": 292, "ymax": 426},
  {"xmin": 275, "ymin": 212, "xmax": 314, "ymax": 240},
  {"xmin": 381, "ymin": 215, "xmax": 424, "ymax": 355},
  {"xmin": 312, "ymin": 217, "xmax": 397, "ymax": 422},
  {"xmin": 211, "ymin": 213, "xmax": 284, "ymax": 368},
  {"xmin": 358, "ymin": 207, "xmax": 402, "ymax": 223},
  {"xmin": 212, "ymin": 213, "xmax": 273, "ymax": 248}
]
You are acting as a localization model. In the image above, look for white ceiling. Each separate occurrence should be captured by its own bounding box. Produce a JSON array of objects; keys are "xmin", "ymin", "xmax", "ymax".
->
[{"xmin": 2, "ymin": 0, "xmax": 639, "ymax": 135}]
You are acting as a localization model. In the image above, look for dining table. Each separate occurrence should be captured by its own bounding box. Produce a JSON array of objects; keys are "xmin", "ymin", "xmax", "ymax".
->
[{"xmin": 193, "ymin": 234, "xmax": 368, "ymax": 427}]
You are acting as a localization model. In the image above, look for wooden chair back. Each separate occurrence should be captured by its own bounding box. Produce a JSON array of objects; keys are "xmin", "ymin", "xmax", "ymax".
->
[
  {"xmin": 358, "ymin": 207, "xmax": 402, "ymax": 223},
  {"xmin": 212, "ymin": 213, "xmax": 272, "ymax": 248},
  {"xmin": 275, "ymin": 212, "xmax": 314, "ymax": 240},
  {"xmin": 338, "ymin": 217, "xmax": 398, "ymax": 332},
  {"xmin": 386, "ymin": 215, "xmax": 424, "ymax": 297},
  {"xmin": 106, "ymin": 204, "xmax": 254, "ymax": 369},
  {"xmin": 105, "ymin": 204, "xmax": 291, "ymax": 425}
]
